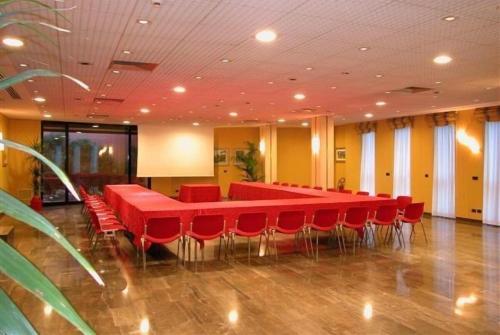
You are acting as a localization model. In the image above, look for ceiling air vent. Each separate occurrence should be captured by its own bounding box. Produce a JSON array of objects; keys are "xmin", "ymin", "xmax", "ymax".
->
[
  {"xmin": 392, "ymin": 86, "xmax": 433, "ymax": 94},
  {"xmin": 242, "ymin": 119, "xmax": 261, "ymax": 124},
  {"xmin": 109, "ymin": 60, "xmax": 158, "ymax": 72},
  {"xmin": 86, "ymin": 114, "xmax": 109, "ymax": 120},
  {"xmin": 0, "ymin": 72, "xmax": 22, "ymax": 99},
  {"xmin": 93, "ymin": 97, "xmax": 125, "ymax": 105}
]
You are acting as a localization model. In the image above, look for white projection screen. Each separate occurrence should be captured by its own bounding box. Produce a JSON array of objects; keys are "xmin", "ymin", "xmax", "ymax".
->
[{"xmin": 137, "ymin": 124, "xmax": 214, "ymax": 177}]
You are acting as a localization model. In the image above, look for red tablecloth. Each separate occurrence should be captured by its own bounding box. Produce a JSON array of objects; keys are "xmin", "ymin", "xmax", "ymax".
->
[
  {"xmin": 104, "ymin": 183, "xmax": 395, "ymax": 250},
  {"xmin": 178, "ymin": 184, "xmax": 221, "ymax": 203}
]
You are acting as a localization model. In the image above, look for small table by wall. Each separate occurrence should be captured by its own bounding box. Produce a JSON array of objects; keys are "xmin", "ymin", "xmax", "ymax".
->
[{"xmin": 178, "ymin": 184, "xmax": 221, "ymax": 203}]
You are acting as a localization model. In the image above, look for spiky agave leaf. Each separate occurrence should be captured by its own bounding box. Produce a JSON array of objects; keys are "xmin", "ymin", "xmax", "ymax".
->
[
  {"xmin": 0, "ymin": 69, "xmax": 90, "ymax": 92},
  {"xmin": 0, "ymin": 239, "xmax": 96, "ymax": 334},
  {"xmin": 0, "ymin": 288, "xmax": 37, "ymax": 335},
  {"xmin": 0, "ymin": 189, "xmax": 104, "ymax": 287}
]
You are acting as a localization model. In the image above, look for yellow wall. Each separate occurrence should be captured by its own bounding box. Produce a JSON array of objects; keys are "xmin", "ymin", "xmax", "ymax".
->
[
  {"xmin": 151, "ymin": 127, "xmax": 260, "ymax": 197},
  {"xmin": 334, "ymin": 109, "xmax": 485, "ymax": 219},
  {"xmin": 0, "ymin": 113, "xmax": 8, "ymax": 190},
  {"xmin": 277, "ymin": 127, "xmax": 311, "ymax": 185}
]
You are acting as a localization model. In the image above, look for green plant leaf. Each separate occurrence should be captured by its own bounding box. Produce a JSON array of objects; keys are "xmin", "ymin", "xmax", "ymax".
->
[
  {"xmin": 0, "ymin": 190, "xmax": 104, "ymax": 287},
  {"xmin": 0, "ymin": 2, "xmax": 73, "ymax": 22},
  {"xmin": 0, "ymin": 17, "xmax": 71, "ymax": 32},
  {"xmin": 0, "ymin": 239, "xmax": 95, "ymax": 334},
  {"xmin": 0, "ymin": 288, "xmax": 37, "ymax": 335},
  {"xmin": 0, "ymin": 69, "xmax": 89, "ymax": 91}
]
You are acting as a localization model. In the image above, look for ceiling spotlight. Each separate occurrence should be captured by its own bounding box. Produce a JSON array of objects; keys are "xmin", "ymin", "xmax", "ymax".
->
[
  {"xmin": 240, "ymin": 91, "xmax": 245, "ymax": 95},
  {"xmin": 195, "ymin": 76, "xmax": 202, "ymax": 80},
  {"xmin": 359, "ymin": 47, "xmax": 370, "ymax": 51},
  {"xmin": 221, "ymin": 58, "xmax": 231, "ymax": 63},
  {"xmin": 92, "ymin": 124, "xmax": 99, "ymax": 128},
  {"xmin": 19, "ymin": 63, "xmax": 28, "ymax": 67},
  {"xmin": 137, "ymin": 19, "xmax": 150, "ymax": 25},
  {"xmin": 33, "ymin": 96, "xmax": 46, "ymax": 103},
  {"xmin": 301, "ymin": 122, "xmax": 309, "ymax": 127},
  {"xmin": 330, "ymin": 86, "xmax": 337, "ymax": 89},
  {"xmin": 43, "ymin": 114, "xmax": 52, "ymax": 118},
  {"xmin": 122, "ymin": 50, "xmax": 132, "ymax": 54},
  {"xmin": 27, "ymin": 79, "xmax": 34, "ymax": 83},
  {"xmin": 268, "ymin": 81, "xmax": 274, "ymax": 84},
  {"xmin": 139, "ymin": 108, "xmax": 150, "ymax": 114},
  {"xmin": 100, "ymin": 94, "xmax": 106, "ymax": 97},
  {"xmin": 294, "ymin": 93, "xmax": 306, "ymax": 100},
  {"xmin": 192, "ymin": 122, "xmax": 200, "ymax": 126},
  {"xmin": 375, "ymin": 74, "xmax": 384, "ymax": 78},
  {"xmin": 112, "ymin": 70, "xmax": 120, "ymax": 74},
  {"xmin": 305, "ymin": 67, "xmax": 313, "ymax": 71},
  {"xmin": 385, "ymin": 91, "xmax": 391, "ymax": 94},
  {"xmin": 433, "ymin": 54, "xmax": 452, "ymax": 64},
  {"xmin": 229, "ymin": 112, "xmax": 238, "ymax": 117},
  {"xmin": 123, "ymin": 120, "xmax": 131, "ymax": 124},
  {"xmin": 2, "ymin": 37, "xmax": 24, "ymax": 47},
  {"xmin": 173, "ymin": 86, "xmax": 186, "ymax": 93},
  {"xmin": 442, "ymin": 16, "xmax": 457, "ymax": 22},
  {"xmin": 375, "ymin": 101, "xmax": 386, "ymax": 106},
  {"xmin": 255, "ymin": 29, "xmax": 277, "ymax": 43},
  {"xmin": 277, "ymin": 118, "xmax": 286, "ymax": 123},
  {"xmin": 435, "ymin": 81, "xmax": 442, "ymax": 84},
  {"xmin": 364, "ymin": 113, "xmax": 374, "ymax": 118}
]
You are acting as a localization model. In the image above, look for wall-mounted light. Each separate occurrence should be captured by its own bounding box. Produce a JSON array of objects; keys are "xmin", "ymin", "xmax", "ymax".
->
[
  {"xmin": 0, "ymin": 132, "xmax": 4, "ymax": 151},
  {"xmin": 259, "ymin": 139, "xmax": 265, "ymax": 155},
  {"xmin": 457, "ymin": 129, "xmax": 480, "ymax": 154},
  {"xmin": 311, "ymin": 136, "xmax": 320, "ymax": 155}
]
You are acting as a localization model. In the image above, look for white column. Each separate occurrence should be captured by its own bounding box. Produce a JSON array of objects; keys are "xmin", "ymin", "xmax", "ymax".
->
[
  {"xmin": 310, "ymin": 116, "xmax": 335, "ymax": 189},
  {"xmin": 259, "ymin": 125, "xmax": 277, "ymax": 183}
]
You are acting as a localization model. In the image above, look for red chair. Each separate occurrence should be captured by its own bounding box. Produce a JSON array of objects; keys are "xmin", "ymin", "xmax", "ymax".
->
[
  {"xmin": 356, "ymin": 191, "xmax": 369, "ymax": 196},
  {"xmin": 290, "ymin": 184, "xmax": 299, "ymax": 187},
  {"xmin": 141, "ymin": 217, "xmax": 183, "ymax": 269},
  {"xmin": 301, "ymin": 185, "xmax": 310, "ymax": 188},
  {"xmin": 228, "ymin": 212, "xmax": 268, "ymax": 262},
  {"xmin": 281, "ymin": 182, "xmax": 289, "ymax": 186},
  {"xmin": 399, "ymin": 202, "xmax": 427, "ymax": 243},
  {"xmin": 339, "ymin": 207, "xmax": 369, "ymax": 254},
  {"xmin": 327, "ymin": 188, "xmax": 338, "ymax": 192},
  {"xmin": 272, "ymin": 181, "xmax": 280, "ymax": 185},
  {"xmin": 268, "ymin": 211, "xmax": 308, "ymax": 259},
  {"xmin": 313, "ymin": 186, "xmax": 323, "ymax": 190},
  {"xmin": 369, "ymin": 205, "xmax": 403, "ymax": 247},
  {"xmin": 340, "ymin": 189, "xmax": 352, "ymax": 194},
  {"xmin": 88, "ymin": 209, "xmax": 126, "ymax": 251},
  {"xmin": 376, "ymin": 193, "xmax": 391, "ymax": 198},
  {"xmin": 307, "ymin": 209, "xmax": 341, "ymax": 260},
  {"xmin": 185, "ymin": 214, "xmax": 226, "ymax": 271},
  {"xmin": 396, "ymin": 196, "xmax": 412, "ymax": 213}
]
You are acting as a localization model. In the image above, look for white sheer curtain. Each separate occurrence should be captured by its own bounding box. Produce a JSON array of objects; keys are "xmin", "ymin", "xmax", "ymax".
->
[
  {"xmin": 432, "ymin": 125, "xmax": 456, "ymax": 218},
  {"xmin": 393, "ymin": 127, "xmax": 411, "ymax": 197},
  {"xmin": 360, "ymin": 131, "xmax": 375, "ymax": 194},
  {"xmin": 483, "ymin": 121, "xmax": 500, "ymax": 226}
]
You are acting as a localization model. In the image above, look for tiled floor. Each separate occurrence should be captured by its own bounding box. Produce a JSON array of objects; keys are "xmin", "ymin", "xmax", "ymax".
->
[{"xmin": 0, "ymin": 205, "xmax": 498, "ymax": 334}]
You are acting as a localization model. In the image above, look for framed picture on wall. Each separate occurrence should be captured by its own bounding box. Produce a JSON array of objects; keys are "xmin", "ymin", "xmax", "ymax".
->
[
  {"xmin": 232, "ymin": 148, "xmax": 249, "ymax": 166},
  {"xmin": 214, "ymin": 149, "xmax": 229, "ymax": 166},
  {"xmin": 335, "ymin": 148, "xmax": 346, "ymax": 162}
]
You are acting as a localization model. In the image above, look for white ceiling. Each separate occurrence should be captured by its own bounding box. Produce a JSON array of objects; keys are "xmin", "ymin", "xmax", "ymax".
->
[{"xmin": 0, "ymin": 0, "xmax": 499, "ymax": 126}]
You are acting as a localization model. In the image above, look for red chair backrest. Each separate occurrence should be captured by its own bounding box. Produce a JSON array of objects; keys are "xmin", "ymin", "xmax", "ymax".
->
[
  {"xmin": 375, "ymin": 205, "xmax": 398, "ymax": 223},
  {"xmin": 376, "ymin": 193, "xmax": 391, "ymax": 198},
  {"xmin": 290, "ymin": 184, "xmax": 299, "ymax": 187},
  {"xmin": 236, "ymin": 212, "xmax": 267, "ymax": 234},
  {"xmin": 277, "ymin": 211, "xmax": 305, "ymax": 231},
  {"xmin": 145, "ymin": 217, "xmax": 181, "ymax": 240},
  {"xmin": 314, "ymin": 186, "xmax": 323, "ymax": 190},
  {"xmin": 396, "ymin": 196, "xmax": 412, "ymax": 210},
  {"xmin": 191, "ymin": 214, "xmax": 225, "ymax": 238},
  {"xmin": 302, "ymin": 185, "xmax": 310, "ymax": 188},
  {"xmin": 272, "ymin": 181, "xmax": 280, "ymax": 185},
  {"xmin": 403, "ymin": 203, "xmax": 424, "ymax": 221},
  {"xmin": 281, "ymin": 182, "xmax": 289, "ymax": 186},
  {"xmin": 357, "ymin": 191, "xmax": 369, "ymax": 196},
  {"xmin": 327, "ymin": 188, "xmax": 338, "ymax": 192},
  {"xmin": 345, "ymin": 207, "xmax": 369, "ymax": 227},
  {"xmin": 340, "ymin": 189, "xmax": 352, "ymax": 194},
  {"xmin": 312, "ymin": 209, "xmax": 339, "ymax": 229}
]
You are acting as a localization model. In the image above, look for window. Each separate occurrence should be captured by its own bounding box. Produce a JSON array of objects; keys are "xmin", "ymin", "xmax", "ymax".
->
[
  {"xmin": 432, "ymin": 125, "xmax": 455, "ymax": 218},
  {"xmin": 41, "ymin": 122, "xmax": 147, "ymax": 204},
  {"xmin": 393, "ymin": 127, "xmax": 411, "ymax": 197},
  {"xmin": 360, "ymin": 131, "xmax": 375, "ymax": 195},
  {"xmin": 483, "ymin": 121, "xmax": 500, "ymax": 226}
]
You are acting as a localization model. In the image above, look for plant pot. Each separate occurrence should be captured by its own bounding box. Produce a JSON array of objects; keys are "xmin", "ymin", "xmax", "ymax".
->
[{"xmin": 30, "ymin": 195, "xmax": 43, "ymax": 212}]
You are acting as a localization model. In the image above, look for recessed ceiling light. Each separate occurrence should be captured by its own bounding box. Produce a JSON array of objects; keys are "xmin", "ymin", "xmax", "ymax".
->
[
  {"xmin": 359, "ymin": 47, "xmax": 370, "ymax": 51},
  {"xmin": 301, "ymin": 122, "xmax": 309, "ymax": 127},
  {"xmin": 112, "ymin": 70, "xmax": 120, "ymax": 74},
  {"xmin": 192, "ymin": 122, "xmax": 200, "ymax": 126},
  {"xmin": 255, "ymin": 29, "xmax": 277, "ymax": 43},
  {"xmin": 123, "ymin": 120, "xmax": 131, "ymax": 124},
  {"xmin": 19, "ymin": 63, "xmax": 28, "ymax": 67},
  {"xmin": 442, "ymin": 15, "xmax": 457, "ymax": 22},
  {"xmin": 140, "ymin": 107, "xmax": 150, "ymax": 114},
  {"xmin": 330, "ymin": 86, "xmax": 337, "ymax": 89},
  {"xmin": 106, "ymin": 83, "xmax": 112, "ymax": 87},
  {"xmin": 229, "ymin": 112, "xmax": 238, "ymax": 117},
  {"xmin": 375, "ymin": 101, "xmax": 386, "ymax": 106},
  {"xmin": 375, "ymin": 74, "xmax": 384, "ymax": 78},
  {"xmin": 137, "ymin": 19, "xmax": 150, "ymax": 24},
  {"xmin": 240, "ymin": 92, "xmax": 245, "ymax": 95},
  {"xmin": 96, "ymin": 101, "xmax": 102, "ymax": 104},
  {"xmin": 122, "ymin": 50, "xmax": 132, "ymax": 54},
  {"xmin": 268, "ymin": 81, "xmax": 274, "ymax": 85},
  {"xmin": 43, "ymin": 114, "xmax": 52, "ymax": 118},
  {"xmin": 195, "ymin": 76, "xmax": 202, "ymax": 80},
  {"xmin": 33, "ymin": 96, "xmax": 46, "ymax": 103},
  {"xmin": 364, "ymin": 113, "xmax": 374, "ymax": 118},
  {"xmin": 221, "ymin": 58, "xmax": 231, "ymax": 63},
  {"xmin": 305, "ymin": 67, "xmax": 313, "ymax": 71},
  {"xmin": 433, "ymin": 54, "xmax": 452, "ymax": 64},
  {"xmin": 485, "ymin": 87, "xmax": 492, "ymax": 90},
  {"xmin": 28, "ymin": 79, "xmax": 34, "ymax": 83},
  {"xmin": 277, "ymin": 118, "xmax": 285, "ymax": 123},
  {"xmin": 435, "ymin": 81, "xmax": 442, "ymax": 84},
  {"xmin": 92, "ymin": 124, "xmax": 99, "ymax": 128},
  {"xmin": 294, "ymin": 93, "xmax": 306, "ymax": 100},
  {"xmin": 100, "ymin": 94, "xmax": 106, "ymax": 97},
  {"xmin": 2, "ymin": 37, "xmax": 24, "ymax": 48},
  {"xmin": 385, "ymin": 91, "xmax": 391, "ymax": 94},
  {"xmin": 173, "ymin": 86, "xmax": 186, "ymax": 93}
]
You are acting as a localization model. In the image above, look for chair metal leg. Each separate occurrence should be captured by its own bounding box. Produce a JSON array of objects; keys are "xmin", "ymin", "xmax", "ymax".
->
[
  {"xmin": 201, "ymin": 242, "xmax": 205, "ymax": 269},
  {"xmin": 302, "ymin": 229, "xmax": 310, "ymax": 257},
  {"xmin": 420, "ymin": 220, "xmax": 428, "ymax": 244},
  {"xmin": 182, "ymin": 237, "xmax": 186, "ymax": 266},
  {"xmin": 176, "ymin": 238, "xmax": 181, "ymax": 266},
  {"xmin": 188, "ymin": 237, "xmax": 192, "ymax": 264},
  {"xmin": 272, "ymin": 230, "xmax": 278, "ymax": 260},
  {"xmin": 264, "ymin": 232, "xmax": 270, "ymax": 257},
  {"xmin": 194, "ymin": 240, "xmax": 198, "ymax": 272},
  {"xmin": 258, "ymin": 234, "xmax": 262, "ymax": 257},
  {"xmin": 141, "ymin": 237, "xmax": 146, "ymax": 271},
  {"xmin": 335, "ymin": 226, "xmax": 343, "ymax": 255},
  {"xmin": 247, "ymin": 237, "xmax": 251, "ymax": 263},
  {"xmin": 315, "ymin": 231, "xmax": 319, "ymax": 261},
  {"xmin": 308, "ymin": 228, "xmax": 314, "ymax": 260},
  {"xmin": 218, "ymin": 236, "xmax": 222, "ymax": 260},
  {"xmin": 352, "ymin": 231, "xmax": 357, "ymax": 254}
]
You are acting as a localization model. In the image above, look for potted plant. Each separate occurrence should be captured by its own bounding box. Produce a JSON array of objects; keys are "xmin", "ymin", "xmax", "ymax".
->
[
  {"xmin": 27, "ymin": 139, "xmax": 43, "ymax": 211},
  {"xmin": 235, "ymin": 141, "xmax": 263, "ymax": 182}
]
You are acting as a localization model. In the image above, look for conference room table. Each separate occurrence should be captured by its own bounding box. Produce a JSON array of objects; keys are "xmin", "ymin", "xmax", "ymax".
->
[
  {"xmin": 104, "ymin": 183, "xmax": 395, "ymax": 250},
  {"xmin": 178, "ymin": 183, "xmax": 221, "ymax": 202}
]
